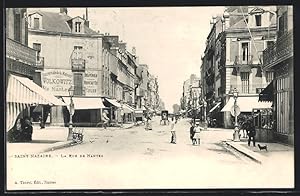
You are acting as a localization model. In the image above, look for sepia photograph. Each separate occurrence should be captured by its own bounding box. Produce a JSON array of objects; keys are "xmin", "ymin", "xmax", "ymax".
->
[{"xmin": 5, "ymin": 5, "xmax": 294, "ymax": 191}]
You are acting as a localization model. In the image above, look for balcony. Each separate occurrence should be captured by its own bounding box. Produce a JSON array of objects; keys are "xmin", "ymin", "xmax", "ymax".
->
[
  {"xmin": 6, "ymin": 38, "xmax": 37, "ymax": 66},
  {"xmin": 234, "ymin": 55, "xmax": 253, "ymax": 65},
  {"xmin": 71, "ymin": 58, "xmax": 86, "ymax": 72},
  {"xmin": 36, "ymin": 56, "xmax": 44, "ymax": 70},
  {"xmin": 230, "ymin": 83, "xmax": 269, "ymax": 95},
  {"xmin": 263, "ymin": 30, "xmax": 293, "ymax": 69}
]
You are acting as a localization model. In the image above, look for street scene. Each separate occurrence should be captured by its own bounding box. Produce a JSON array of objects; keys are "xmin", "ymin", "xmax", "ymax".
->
[{"xmin": 5, "ymin": 6, "xmax": 294, "ymax": 190}]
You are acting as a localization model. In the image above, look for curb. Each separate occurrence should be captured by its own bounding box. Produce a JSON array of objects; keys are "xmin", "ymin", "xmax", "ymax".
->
[
  {"xmin": 225, "ymin": 141, "xmax": 264, "ymax": 164},
  {"xmin": 41, "ymin": 141, "xmax": 78, "ymax": 153}
]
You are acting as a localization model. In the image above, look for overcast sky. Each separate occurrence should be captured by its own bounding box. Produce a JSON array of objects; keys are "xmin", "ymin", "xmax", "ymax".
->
[{"xmin": 55, "ymin": 7, "xmax": 225, "ymax": 111}]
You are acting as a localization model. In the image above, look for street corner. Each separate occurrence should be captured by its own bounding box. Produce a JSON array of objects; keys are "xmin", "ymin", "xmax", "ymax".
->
[{"xmin": 224, "ymin": 141, "xmax": 264, "ymax": 164}]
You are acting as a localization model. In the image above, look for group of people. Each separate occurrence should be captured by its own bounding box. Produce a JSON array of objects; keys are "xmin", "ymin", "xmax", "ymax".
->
[
  {"xmin": 169, "ymin": 117, "xmax": 202, "ymax": 145},
  {"xmin": 189, "ymin": 122, "xmax": 202, "ymax": 145}
]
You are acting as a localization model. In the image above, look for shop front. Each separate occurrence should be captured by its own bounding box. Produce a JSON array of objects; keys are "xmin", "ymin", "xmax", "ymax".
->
[
  {"xmin": 62, "ymin": 97, "xmax": 106, "ymax": 127},
  {"xmin": 6, "ymin": 74, "xmax": 66, "ymax": 142}
]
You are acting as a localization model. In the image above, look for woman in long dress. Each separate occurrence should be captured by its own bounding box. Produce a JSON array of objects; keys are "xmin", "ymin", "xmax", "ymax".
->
[{"xmin": 193, "ymin": 123, "xmax": 201, "ymax": 145}]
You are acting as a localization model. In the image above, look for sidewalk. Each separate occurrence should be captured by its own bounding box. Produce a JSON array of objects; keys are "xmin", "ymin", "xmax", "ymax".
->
[
  {"xmin": 225, "ymin": 137, "xmax": 294, "ymax": 164},
  {"xmin": 7, "ymin": 126, "xmax": 76, "ymax": 155},
  {"xmin": 7, "ymin": 123, "xmax": 136, "ymax": 155}
]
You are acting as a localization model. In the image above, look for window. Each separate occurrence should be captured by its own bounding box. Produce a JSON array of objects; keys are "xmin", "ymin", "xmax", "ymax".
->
[
  {"xmin": 278, "ymin": 11, "xmax": 288, "ymax": 37},
  {"xmin": 33, "ymin": 17, "xmax": 40, "ymax": 29},
  {"xmin": 241, "ymin": 42, "xmax": 249, "ymax": 63},
  {"xmin": 255, "ymin": 15, "xmax": 262, "ymax": 26},
  {"xmin": 75, "ymin": 22, "xmax": 81, "ymax": 32},
  {"xmin": 241, "ymin": 72, "xmax": 250, "ymax": 93},
  {"xmin": 266, "ymin": 71, "xmax": 274, "ymax": 83},
  {"xmin": 33, "ymin": 43, "xmax": 41, "ymax": 60},
  {"xmin": 73, "ymin": 46, "xmax": 83, "ymax": 59},
  {"xmin": 14, "ymin": 14, "xmax": 21, "ymax": 42},
  {"xmin": 73, "ymin": 73, "xmax": 83, "ymax": 96},
  {"xmin": 266, "ymin": 41, "xmax": 274, "ymax": 49}
]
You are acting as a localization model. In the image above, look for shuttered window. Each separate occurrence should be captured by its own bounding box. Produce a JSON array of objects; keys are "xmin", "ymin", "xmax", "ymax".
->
[
  {"xmin": 241, "ymin": 72, "xmax": 250, "ymax": 93},
  {"xmin": 74, "ymin": 73, "xmax": 83, "ymax": 96}
]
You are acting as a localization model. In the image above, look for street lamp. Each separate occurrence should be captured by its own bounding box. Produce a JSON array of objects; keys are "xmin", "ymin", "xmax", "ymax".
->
[
  {"xmin": 232, "ymin": 88, "xmax": 240, "ymax": 141},
  {"xmin": 67, "ymin": 85, "xmax": 75, "ymax": 141},
  {"xmin": 203, "ymin": 99, "xmax": 207, "ymax": 130}
]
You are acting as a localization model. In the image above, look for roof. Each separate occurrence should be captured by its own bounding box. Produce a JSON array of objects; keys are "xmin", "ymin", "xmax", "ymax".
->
[{"xmin": 29, "ymin": 11, "xmax": 98, "ymax": 35}]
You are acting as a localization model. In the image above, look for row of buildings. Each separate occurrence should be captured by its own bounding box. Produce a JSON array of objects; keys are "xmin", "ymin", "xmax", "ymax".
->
[
  {"xmin": 180, "ymin": 5, "xmax": 293, "ymax": 145},
  {"xmin": 6, "ymin": 8, "xmax": 164, "ymax": 129}
]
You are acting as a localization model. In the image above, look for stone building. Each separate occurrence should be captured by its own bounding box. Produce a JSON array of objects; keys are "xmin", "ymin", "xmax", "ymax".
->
[
  {"xmin": 260, "ymin": 5, "xmax": 293, "ymax": 144},
  {"xmin": 27, "ymin": 8, "xmax": 104, "ymax": 126},
  {"xmin": 6, "ymin": 8, "xmax": 65, "ymax": 132},
  {"xmin": 201, "ymin": 6, "xmax": 277, "ymax": 128}
]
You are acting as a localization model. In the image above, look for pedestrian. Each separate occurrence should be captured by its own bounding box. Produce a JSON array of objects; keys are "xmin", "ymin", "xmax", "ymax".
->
[
  {"xmin": 189, "ymin": 122, "xmax": 196, "ymax": 145},
  {"xmin": 102, "ymin": 110, "xmax": 110, "ymax": 129},
  {"xmin": 170, "ymin": 117, "xmax": 177, "ymax": 144},
  {"xmin": 246, "ymin": 118, "xmax": 256, "ymax": 146},
  {"xmin": 193, "ymin": 122, "xmax": 201, "ymax": 145},
  {"xmin": 22, "ymin": 116, "xmax": 33, "ymax": 141},
  {"xmin": 145, "ymin": 113, "xmax": 152, "ymax": 130}
]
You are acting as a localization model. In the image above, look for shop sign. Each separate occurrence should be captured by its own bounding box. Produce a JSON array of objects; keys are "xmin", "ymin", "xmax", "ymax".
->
[
  {"xmin": 84, "ymin": 71, "xmax": 99, "ymax": 96},
  {"xmin": 41, "ymin": 69, "xmax": 73, "ymax": 96}
]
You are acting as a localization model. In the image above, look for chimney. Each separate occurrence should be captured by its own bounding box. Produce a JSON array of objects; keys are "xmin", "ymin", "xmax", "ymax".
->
[
  {"xmin": 60, "ymin": 8, "xmax": 68, "ymax": 15},
  {"xmin": 132, "ymin": 47, "xmax": 136, "ymax": 56},
  {"xmin": 85, "ymin": 8, "xmax": 89, "ymax": 27}
]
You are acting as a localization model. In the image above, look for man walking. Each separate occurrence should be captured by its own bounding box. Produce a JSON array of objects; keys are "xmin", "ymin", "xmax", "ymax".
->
[
  {"xmin": 102, "ymin": 110, "xmax": 110, "ymax": 129},
  {"xmin": 246, "ymin": 118, "xmax": 256, "ymax": 146},
  {"xmin": 170, "ymin": 117, "xmax": 177, "ymax": 144}
]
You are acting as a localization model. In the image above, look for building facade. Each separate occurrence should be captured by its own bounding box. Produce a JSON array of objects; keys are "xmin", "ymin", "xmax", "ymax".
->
[
  {"xmin": 201, "ymin": 6, "xmax": 277, "ymax": 128},
  {"xmin": 27, "ymin": 8, "xmax": 103, "ymax": 126},
  {"xmin": 261, "ymin": 5, "xmax": 293, "ymax": 144}
]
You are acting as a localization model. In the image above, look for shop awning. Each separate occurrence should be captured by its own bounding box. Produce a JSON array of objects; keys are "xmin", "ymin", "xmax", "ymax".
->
[
  {"xmin": 122, "ymin": 104, "xmax": 135, "ymax": 113},
  {"xmin": 7, "ymin": 74, "xmax": 66, "ymax": 106},
  {"xmin": 105, "ymin": 98, "xmax": 121, "ymax": 108},
  {"xmin": 62, "ymin": 97, "xmax": 106, "ymax": 110},
  {"xmin": 209, "ymin": 102, "xmax": 221, "ymax": 113},
  {"xmin": 6, "ymin": 74, "xmax": 66, "ymax": 131},
  {"xmin": 221, "ymin": 96, "xmax": 272, "ymax": 112},
  {"xmin": 259, "ymin": 81, "xmax": 274, "ymax": 102}
]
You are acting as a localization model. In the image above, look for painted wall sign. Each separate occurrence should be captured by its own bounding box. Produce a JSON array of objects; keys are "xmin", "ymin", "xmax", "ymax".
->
[
  {"xmin": 41, "ymin": 69, "xmax": 73, "ymax": 96},
  {"xmin": 84, "ymin": 71, "xmax": 99, "ymax": 96}
]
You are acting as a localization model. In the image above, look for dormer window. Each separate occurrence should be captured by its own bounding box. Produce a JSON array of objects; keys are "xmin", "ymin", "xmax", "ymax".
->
[
  {"xmin": 34, "ymin": 17, "xmax": 40, "ymax": 29},
  {"xmin": 75, "ymin": 22, "xmax": 81, "ymax": 32},
  {"xmin": 255, "ymin": 14, "xmax": 262, "ymax": 26}
]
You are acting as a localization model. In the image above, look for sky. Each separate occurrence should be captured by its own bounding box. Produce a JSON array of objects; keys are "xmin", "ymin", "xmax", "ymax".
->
[{"xmin": 62, "ymin": 7, "xmax": 225, "ymax": 111}]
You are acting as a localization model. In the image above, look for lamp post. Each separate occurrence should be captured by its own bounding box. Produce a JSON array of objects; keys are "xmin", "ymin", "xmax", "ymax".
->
[
  {"xmin": 67, "ymin": 85, "xmax": 75, "ymax": 141},
  {"xmin": 203, "ymin": 99, "xmax": 207, "ymax": 130},
  {"xmin": 232, "ymin": 88, "xmax": 240, "ymax": 141}
]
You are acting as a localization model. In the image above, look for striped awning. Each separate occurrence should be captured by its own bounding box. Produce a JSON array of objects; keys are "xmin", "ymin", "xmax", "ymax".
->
[
  {"xmin": 7, "ymin": 74, "xmax": 66, "ymax": 106},
  {"xmin": 6, "ymin": 74, "xmax": 66, "ymax": 131}
]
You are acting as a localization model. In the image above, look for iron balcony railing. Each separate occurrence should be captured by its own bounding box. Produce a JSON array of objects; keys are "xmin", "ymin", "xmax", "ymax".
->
[
  {"xmin": 230, "ymin": 83, "xmax": 270, "ymax": 95},
  {"xmin": 6, "ymin": 38, "xmax": 37, "ymax": 66},
  {"xmin": 71, "ymin": 58, "xmax": 86, "ymax": 72},
  {"xmin": 263, "ymin": 30, "xmax": 293, "ymax": 69},
  {"xmin": 36, "ymin": 56, "xmax": 44, "ymax": 69},
  {"xmin": 234, "ymin": 55, "xmax": 253, "ymax": 65}
]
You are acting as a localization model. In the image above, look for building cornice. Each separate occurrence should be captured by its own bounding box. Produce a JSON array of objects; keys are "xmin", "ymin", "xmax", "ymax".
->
[{"xmin": 28, "ymin": 29, "xmax": 103, "ymax": 38}]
